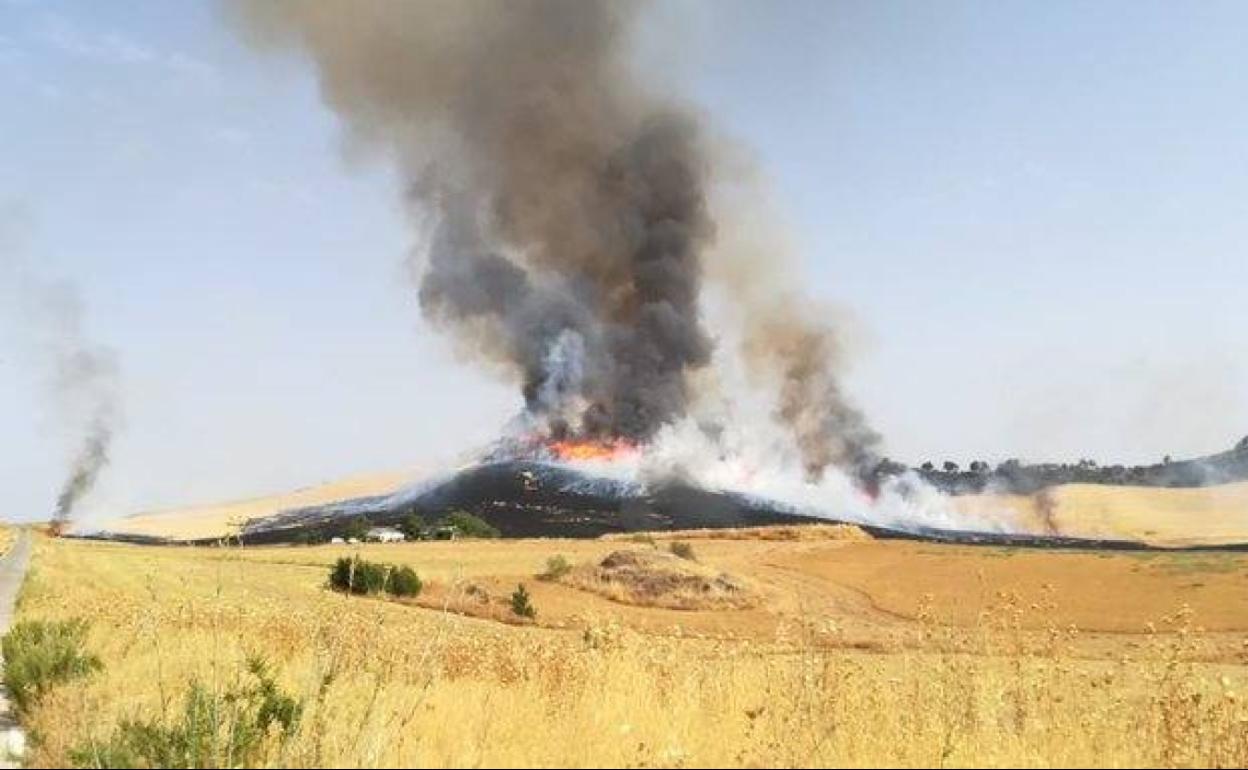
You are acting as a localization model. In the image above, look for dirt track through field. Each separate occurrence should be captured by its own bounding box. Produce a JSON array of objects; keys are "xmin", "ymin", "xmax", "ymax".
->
[{"xmin": 0, "ymin": 530, "xmax": 32, "ymax": 768}]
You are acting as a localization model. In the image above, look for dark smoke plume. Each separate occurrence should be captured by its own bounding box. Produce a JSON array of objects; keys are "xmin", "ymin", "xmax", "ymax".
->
[
  {"xmin": 55, "ymin": 417, "xmax": 113, "ymax": 522},
  {"xmin": 40, "ymin": 280, "xmax": 122, "ymax": 529},
  {"xmin": 233, "ymin": 0, "xmax": 878, "ymax": 477},
  {"xmin": 745, "ymin": 315, "xmax": 881, "ymax": 481},
  {"xmin": 235, "ymin": 0, "xmax": 712, "ymax": 442},
  {"xmin": 0, "ymin": 222, "xmax": 121, "ymax": 530}
]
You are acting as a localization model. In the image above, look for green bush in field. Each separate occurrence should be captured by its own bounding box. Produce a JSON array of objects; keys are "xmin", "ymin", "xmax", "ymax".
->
[
  {"xmin": 385, "ymin": 565, "xmax": 423, "ymax": 598},
  {"xmin": 538, "ymin": 554, "xmax": 572, "ymax": 581},
  {"xmin": 669, "ymin": 541, "xmax": 697, "ymax": 561},
  {"xmin": 328, "ymin": 556, "xmax": 387, "ymax": 595},
  {"xmin": 2, "ymin": 618, "xmax": 102, "ymax": 716},
  {"xmin": 70, "ymin": 656, "xmax": 302, "ymax": 769}
]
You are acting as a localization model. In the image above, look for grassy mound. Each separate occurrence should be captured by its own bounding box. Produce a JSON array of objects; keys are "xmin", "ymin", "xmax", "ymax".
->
[{"xmin": 558, "ymin": 549, "xmax": 757, "ymax": 610}]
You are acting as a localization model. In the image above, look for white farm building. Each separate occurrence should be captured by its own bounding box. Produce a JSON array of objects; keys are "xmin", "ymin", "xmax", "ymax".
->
[{"xmin": 364, "ymin": 526, "xmax": 405, "ymax": 543}]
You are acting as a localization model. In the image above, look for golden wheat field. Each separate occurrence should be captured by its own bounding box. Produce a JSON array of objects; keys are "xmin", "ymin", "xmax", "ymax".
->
[
  {"xmin": 952, "ymin": 482, "xmax": 1248, "ymax": 547},
  {"xmin": 106, "ymin": 472, "xmax": 413, "ymax": 541},
  {"xmin": 14, "ymin": 528, "xmax": 1248, "ymax": 768}
]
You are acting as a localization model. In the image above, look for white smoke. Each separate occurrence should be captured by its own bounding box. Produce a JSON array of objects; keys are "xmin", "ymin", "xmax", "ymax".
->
[
  {"xmin": 485, "ymin": 266, "xmax": 1019, "ymax": 535},
  {"xmin": 533, "ymin": 328, "xmax": 591, "ymax": 433},
  {"xmin": 549, "ymin": 414, "xmax": 1014, "ymax": 534}
]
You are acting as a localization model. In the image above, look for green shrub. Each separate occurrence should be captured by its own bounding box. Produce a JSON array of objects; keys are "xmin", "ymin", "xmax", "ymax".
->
[
  {"xmin": 440, "ymin": 510, "xmax": 500, "ymax": 539},
  {"xmin": 328, "ymin": 556, "xmax": 387, "ymax": 595},
  {"xmin": 385, "ymin": 565, "xmax": 423, "ymax": 598},
  {"xmin": 510, "ymin": 584, "xmax": 536, "ymax": 619},
  {"xmin": 70, "ymin": 657, "xmax": 302, "ymax": 769},
  {"xmin": 538, "ymin": 554, "xmax": 572, "ymax": 581},
  {"xmin": 2, "ymin": 618, "xmax": 102, "ymax": 716},
  {"xmin": 669, "ymin": 541, "xmax": 697, "ymax": 561}
]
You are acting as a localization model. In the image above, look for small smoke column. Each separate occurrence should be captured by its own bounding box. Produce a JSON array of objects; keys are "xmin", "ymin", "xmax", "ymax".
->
[
  {"xmin": 232, "ymin": 0, "xmax": 882, "ymax": 483},
  {"xmin": 713, "ymin": 175, "xmax": 883, "ymax": 483},
  {"xmin": 1, "ymin": 214, "xmax": 122, "ymax": 533},
  {"xmin": 745, "ymin": 316, "xmax": 881, "ymax": 482},
  {"xmin": 42, "ymin": 282, "xmax": 121, "ymax": 534}
]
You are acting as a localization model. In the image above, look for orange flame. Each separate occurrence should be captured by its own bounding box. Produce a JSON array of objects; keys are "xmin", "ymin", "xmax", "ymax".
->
[{"xmin": 547, "ymin": 438, "xmax": 638, "ymax": 463}]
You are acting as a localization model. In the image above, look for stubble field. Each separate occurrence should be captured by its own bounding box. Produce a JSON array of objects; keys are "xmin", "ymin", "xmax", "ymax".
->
[{"xmin": 13, "ymin": 527, "xmax": 1248, "ymax": 767}]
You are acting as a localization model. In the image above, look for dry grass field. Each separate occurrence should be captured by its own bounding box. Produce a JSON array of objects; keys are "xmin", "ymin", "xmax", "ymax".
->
[
  {"xmin": 12, "ymin": 528, "xmax": 1248, "ymax": 767},
  {"xmin": 953, "ymin": 481, "xmax": 1248, "ymax": 547},
  {"xmin": 103, "ymin": 472, "xmax": 412, "ymax": 540}
]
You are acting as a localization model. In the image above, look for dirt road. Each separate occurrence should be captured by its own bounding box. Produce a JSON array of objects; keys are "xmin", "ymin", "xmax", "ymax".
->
[
  {"xmin": 0, "ymin": 529, "xmax": 32, "ymax": 767},
  {"xmin": 0, "ymin": 530, "xmax": 31, "ymax": 630}
]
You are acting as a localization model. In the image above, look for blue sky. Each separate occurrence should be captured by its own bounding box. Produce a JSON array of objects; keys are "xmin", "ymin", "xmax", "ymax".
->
[{"xmin": 2, "ymin": 0, "xmax": 1246, "ymax": 519}]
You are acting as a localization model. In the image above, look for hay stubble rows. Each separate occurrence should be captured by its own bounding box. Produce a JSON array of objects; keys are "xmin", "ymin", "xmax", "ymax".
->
[{"xmin": 12, "ymin": 526, "xmax": 1248, "ymax": 767}]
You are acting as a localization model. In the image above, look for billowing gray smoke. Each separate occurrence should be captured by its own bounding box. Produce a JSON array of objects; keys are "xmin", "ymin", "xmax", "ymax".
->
[
  {"xmin": 235, "ymin": 0, "xmax": 711, "ymax": 442},
  {"xmin": 233, "ymin": 0, "xmax": 877, "ymax": 478},
  {"xmin": 746, "ymin": 317, "xmax": 881, "ymax": 481}
]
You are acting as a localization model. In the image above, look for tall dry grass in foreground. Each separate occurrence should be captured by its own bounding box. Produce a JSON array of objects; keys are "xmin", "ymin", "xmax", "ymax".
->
[{"xmin": 14, "ymin": 535, "xmax": 1248, "ymax": 768}]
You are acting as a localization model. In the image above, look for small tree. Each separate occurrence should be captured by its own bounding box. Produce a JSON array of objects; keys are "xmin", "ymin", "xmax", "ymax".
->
[
  {"xmin": 341, "ymin": 518, "xmax": 370, "ymax": 542},
  {"xmin": 398, "ymin": 512, "xmax": 426, "ymax": 540},
  {"xmin": 441, "ymin": 510, "xmax": 500, "ymax": 539},
  {"xmin": 943, "ymin": 461, "xmax": 960, "ymax": 473},
  {"xmin": 510, "ymin": 584, "xmax": 536, "ymax": 619}
]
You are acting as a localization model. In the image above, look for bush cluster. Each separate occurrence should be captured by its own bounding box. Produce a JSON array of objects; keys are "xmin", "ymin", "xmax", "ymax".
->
[{"xmin": 328, "ymin": 557, "xmax": 422, "ymax": 598}]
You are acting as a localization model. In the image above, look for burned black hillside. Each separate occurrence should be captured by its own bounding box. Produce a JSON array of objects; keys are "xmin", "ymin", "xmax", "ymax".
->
[{"xmin": 236, "ymin": 461, "xmax": 821, "ymax": 545}]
